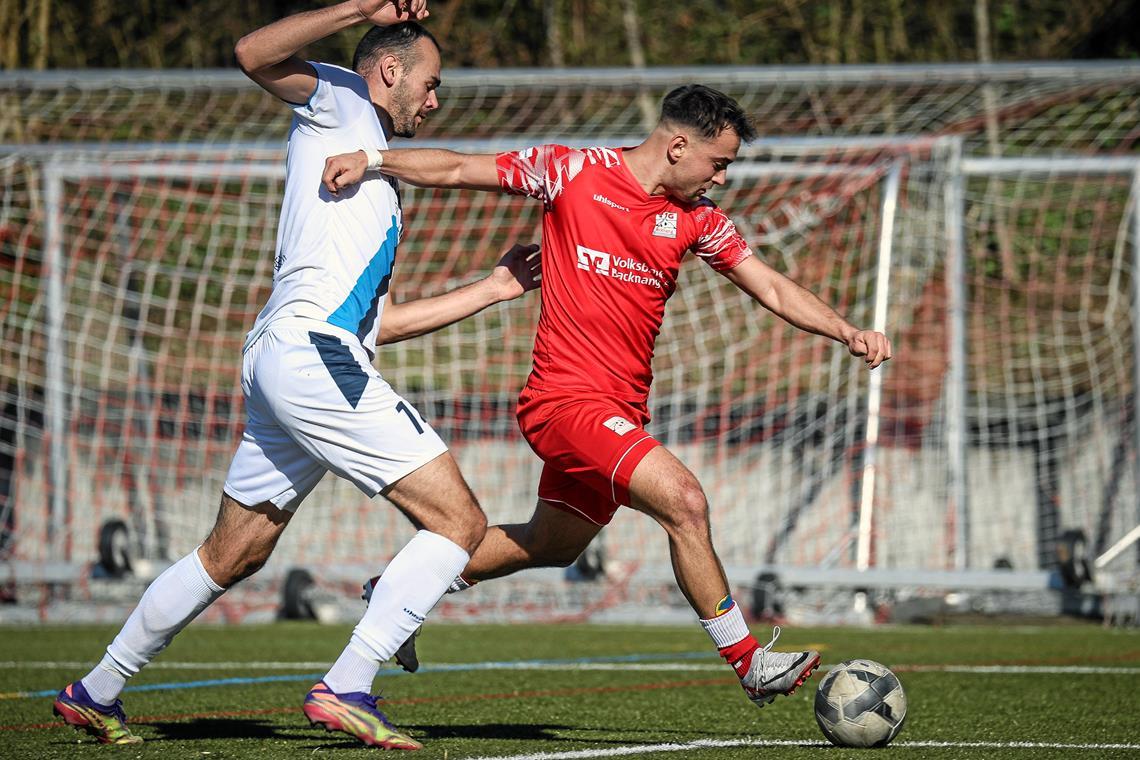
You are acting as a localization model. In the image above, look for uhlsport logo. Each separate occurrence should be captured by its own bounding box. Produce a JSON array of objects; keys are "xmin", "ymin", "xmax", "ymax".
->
[
  {"xmin": 602, "ymin": 416, "xmax": 637, "ymax": 436},
  {"xmin": 652, "ymin": 211, "xmax": 679, "ymax": 238},
  {"xmin": 593, "ymin": 193, "xmax": 630, "ymax": 213},
  {"xmin": 577, "ymin": 245, "xmax": 612, "ymax": 276}
]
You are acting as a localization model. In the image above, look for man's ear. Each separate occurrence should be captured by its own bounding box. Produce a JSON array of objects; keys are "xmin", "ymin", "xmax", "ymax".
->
[
  {"xmin": 378, "ymin": 53, "xmax": 403, "ymax": 87},
  {"xmin": 667, "ymin": 134, "xmax": 688, "ymax": 165}
]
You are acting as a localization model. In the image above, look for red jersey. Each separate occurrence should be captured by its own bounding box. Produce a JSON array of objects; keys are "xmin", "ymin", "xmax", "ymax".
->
[{"xmin": 496, "ymin": 144, "xmax": 752, "ymax": 402}]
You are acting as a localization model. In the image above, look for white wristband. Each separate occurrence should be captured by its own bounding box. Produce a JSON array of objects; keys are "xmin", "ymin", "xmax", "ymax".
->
[{"xmin": 363, "ymin": 148, "xmax": 384, "ymax": 172}]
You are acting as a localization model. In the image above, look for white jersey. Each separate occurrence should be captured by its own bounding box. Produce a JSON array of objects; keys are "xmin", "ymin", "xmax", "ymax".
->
[
  {"xmin": 224, "ymin": 64, "xmax": 450, "ymax": 511},
  {"xmin": 246, "ymin": 61, "xmax": 400, "ymax": 357}
]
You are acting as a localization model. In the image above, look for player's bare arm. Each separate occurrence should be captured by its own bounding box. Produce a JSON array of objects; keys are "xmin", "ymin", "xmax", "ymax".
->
[
  {"xmin": 234, "ymin": 0, "xmax": 428, "ymax": 103},
  {"xmin": 723, "ymin": 255, "xmax": 892, "ymax": 369},
  {"xmin": 379, "ymin": 243, "xmax": 540, "ymax": 344},
  {"xmin": 323, "ymin": 148, "xmax": 499, "ymax": 194}
]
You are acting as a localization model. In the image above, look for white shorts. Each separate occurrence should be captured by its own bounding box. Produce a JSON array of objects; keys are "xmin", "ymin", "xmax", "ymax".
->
[{"xmin": 222, "ymin": 319, "xmax": 448, "ymax": 512}]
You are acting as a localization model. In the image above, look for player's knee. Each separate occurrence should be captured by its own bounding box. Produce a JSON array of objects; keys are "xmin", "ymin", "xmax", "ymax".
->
[
  {"xmin": 231, "ymin": 554, "xmax": 269, "ymax": 585},
  {"xmin": 469, "ymin": 511, "xmax": 489, "ymax": 550},
  {"xmin": 452, "ymin": 505, "xmax": 487, "ymax": 555},
  {"xmin": 664, "ymin": 481, "xmax": 711, "ymax": 534},
  {"xmin": 199, "ymin": 543, "xmax": 267, "ymax": 588}
]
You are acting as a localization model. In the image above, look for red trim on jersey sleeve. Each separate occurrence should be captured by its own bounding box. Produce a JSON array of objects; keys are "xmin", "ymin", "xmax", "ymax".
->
[{"xmin": 692, "ymin": 202, "xmax": 753, "ymax": 272}]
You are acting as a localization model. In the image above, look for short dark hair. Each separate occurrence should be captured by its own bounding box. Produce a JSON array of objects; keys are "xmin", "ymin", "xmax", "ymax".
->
[
  {"xmin": 353, "ymin": 21, "xmax": 440, "ymax": 76},
  {"xmin": 660, "ymin": 84, "xmax": 756, "ymax": 143}
]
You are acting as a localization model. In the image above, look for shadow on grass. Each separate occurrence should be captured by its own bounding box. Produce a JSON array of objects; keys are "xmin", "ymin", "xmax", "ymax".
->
[
  {"xmin": 147, "ymin": 717, "xmax": 310, "ymax": 742},
  {"xmin": 144, "ymin": 720, "xmax": 575, "ymax": 746},
  {"xmin": 403, "ymin": 722, "xmax": 575, "ymax": 741},
  {"xmin": 406, "ymin": 722, "xmax": 722, "ymax": 743},
  {"xmin": 142, "ymin": 718, "xmax": 727, "ymax": 748}
]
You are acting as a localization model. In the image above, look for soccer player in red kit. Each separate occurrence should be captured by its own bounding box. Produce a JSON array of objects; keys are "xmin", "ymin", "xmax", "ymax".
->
[{"xmin": 324, "ymin": 85, "xmax": 892, "ymax": 707}]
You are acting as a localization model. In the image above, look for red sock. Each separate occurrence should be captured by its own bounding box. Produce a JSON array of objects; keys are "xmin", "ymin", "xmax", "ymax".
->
[{"xmin": 718, "ymin": 634, "xmax": 760, "ymax": 678}]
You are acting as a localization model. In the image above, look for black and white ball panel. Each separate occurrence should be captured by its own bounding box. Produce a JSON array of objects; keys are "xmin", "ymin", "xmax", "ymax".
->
[{"xmin": 814, "ymin": 659, "xmax": 907, "ymax": 748}]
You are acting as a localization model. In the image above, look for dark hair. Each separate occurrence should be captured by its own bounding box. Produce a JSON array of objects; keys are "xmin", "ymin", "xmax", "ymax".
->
[
  {"xmin": 353, "ymin": 21, "xmax": 440, "ymax": 76},
  {"xmin": 660, "ymin": 84, "xmax": 756, "ymax": 143}
]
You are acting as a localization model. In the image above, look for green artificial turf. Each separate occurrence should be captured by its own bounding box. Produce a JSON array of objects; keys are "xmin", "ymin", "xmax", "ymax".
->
[{"xmin": 2, "ymin": 622, "xmax": 1138, "ymax": 759}]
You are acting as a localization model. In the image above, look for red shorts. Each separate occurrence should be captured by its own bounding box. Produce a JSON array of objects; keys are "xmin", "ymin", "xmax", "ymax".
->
[{"xmin": 516, "ymin": 386, "xmax": 661, "ymax": 525}]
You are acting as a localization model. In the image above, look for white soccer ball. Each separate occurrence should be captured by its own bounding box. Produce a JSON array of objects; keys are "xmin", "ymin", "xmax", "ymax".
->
[{"xmin": 813, "ymin": 659, "xmax": 907, "ymax": 748}]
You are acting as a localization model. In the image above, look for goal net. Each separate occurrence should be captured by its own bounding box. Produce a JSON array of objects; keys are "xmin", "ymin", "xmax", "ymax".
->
[{"xmin": 2, "ymin": 64, "xmax": 1138, "ymax": 621}]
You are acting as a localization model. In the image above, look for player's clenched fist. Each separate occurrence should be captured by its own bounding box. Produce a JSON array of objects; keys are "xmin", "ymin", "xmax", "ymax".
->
[
  {"xmin": 323, "ymin": 151, "xmax": 369, "ymax": 195},
  {"xmin": 847, "ymin": 330, "xmax": 892, "ymax": 369},
  {"xmin": 354, "ymin": 0, "xmax": 429, "ymax": 24}
]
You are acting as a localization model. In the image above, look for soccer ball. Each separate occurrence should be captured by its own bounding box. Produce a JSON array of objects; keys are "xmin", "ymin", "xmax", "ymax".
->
[{"xmin": 813, "ymin": 659, "xmax": 907, "ymax": 748}]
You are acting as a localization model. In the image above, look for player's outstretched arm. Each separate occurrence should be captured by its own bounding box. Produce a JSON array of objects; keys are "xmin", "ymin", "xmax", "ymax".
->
[
  {"xmin": 723, "ymin": 256, "xmax": 893, "ymax": 369},
  {"xmin": 234, "ymin": 1, "xmax": 428, "ymax": 104},
  {"xmin": 378, "ymin": 243, "xmax": 540, "ymax": 345},
  {"xmin": 323, "ymin": 149, "xmax": 500, "ymax": 194}
]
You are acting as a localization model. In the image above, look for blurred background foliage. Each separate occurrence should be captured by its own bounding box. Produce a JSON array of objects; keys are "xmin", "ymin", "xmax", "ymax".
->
[{"xmin": 2, "ymin": 0, "xmax": 1139, "ymax": 70}]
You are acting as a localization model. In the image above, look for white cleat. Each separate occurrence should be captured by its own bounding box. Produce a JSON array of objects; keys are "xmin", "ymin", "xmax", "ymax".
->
[{"xmin": 738, "ymin": 626, "xmax": 821, "ymax": 707}]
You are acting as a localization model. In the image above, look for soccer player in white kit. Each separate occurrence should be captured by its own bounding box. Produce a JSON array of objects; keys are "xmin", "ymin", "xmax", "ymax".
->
[{"xmin": 52, "ymin": 0, "xmax": 538, "ymax": 750}]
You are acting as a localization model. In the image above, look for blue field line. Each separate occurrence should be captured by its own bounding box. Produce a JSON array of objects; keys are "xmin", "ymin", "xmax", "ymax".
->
[{"xmin": 17, "ymin": 651, "xmax": 715, "ymax": 700}]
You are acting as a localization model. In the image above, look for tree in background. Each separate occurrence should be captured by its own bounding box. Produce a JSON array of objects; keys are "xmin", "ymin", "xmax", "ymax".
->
[{"xmin": 2, "ymin": 0, "xmax": 1139, "ymax": 69}]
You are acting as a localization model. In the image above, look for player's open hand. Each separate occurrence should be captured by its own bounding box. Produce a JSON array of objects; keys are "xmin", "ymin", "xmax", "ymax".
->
[
  {"xmin": 489, "ymin": 243, "xmax": 541, "ymax": 301},
  {"xmin": 354, "ymin": 0, "xmax": 429, "ymax": 25},
  {"xmin": 847, "ymin": 329, "xmax": 892, "ymax": 369},
  {"xmin": 322, "ymin": 151, "xmax": 370, "ymax": 195}
]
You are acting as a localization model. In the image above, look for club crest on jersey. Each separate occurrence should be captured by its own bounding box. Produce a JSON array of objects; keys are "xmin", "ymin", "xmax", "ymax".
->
[
  {"xmin": 653, "ymin": 211, "xmax": 679, "ymax": 239},
  {"xmin": 602, "ymin": 416, "xmax": 636, "ymax": 436},
  {"xmin": 576, "ymin": 245, "xmax": 612, "ymax": 276}
]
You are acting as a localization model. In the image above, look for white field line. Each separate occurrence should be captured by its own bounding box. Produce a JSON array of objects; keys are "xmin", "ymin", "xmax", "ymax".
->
[
  {"xmin": 898, "ymin": 665, "xmax": 1140, "ymax": 675},
  {"xmin": 458, "ymin": 738, "xmax": 1140, "ymax": 760},
  {"xmin": 3, "ymin": 660, "xmax": 1140, "ymax": 675}
]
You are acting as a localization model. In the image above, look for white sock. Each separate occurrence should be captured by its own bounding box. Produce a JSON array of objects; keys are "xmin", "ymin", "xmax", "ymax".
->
[
  {"xmin": 323, "ymin": 530, "xmax": 469, "ymax": 694},
  {"xmin": 699, "ymin": 600, "xmax": 750, "ymax": 648},
  {"xmin": 322, "ymin": 642, "xmax": 382, "ymax": 695},
  {"xmin": 80, "ymin": 547, "xmax": 225, "ymax": 705}
]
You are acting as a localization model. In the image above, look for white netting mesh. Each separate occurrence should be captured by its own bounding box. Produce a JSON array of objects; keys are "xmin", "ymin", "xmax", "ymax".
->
[
  {"xmin": 961, "ymin": 169, "xmax": 1137, "ymax": 570},
  {"xmin": 6, "ymin": 64, "xmax": 1140, "ymax": 151},
  {"xmin": 2, "ymin": 64, "xmax": 1139, "ymax": 620}
]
